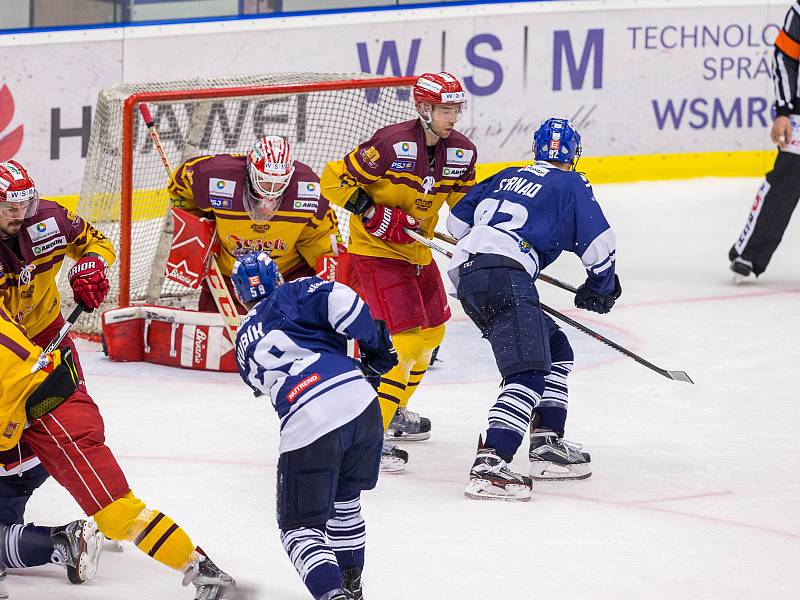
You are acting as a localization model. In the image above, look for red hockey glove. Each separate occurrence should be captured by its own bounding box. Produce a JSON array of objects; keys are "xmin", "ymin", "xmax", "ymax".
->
[
  {"xmin": 362, "ymin": 206, "xmax": 420, "ymax": 244},
  {"xmin": 68, "ymin": 255, "xmax": 109, "ymax": 311}
]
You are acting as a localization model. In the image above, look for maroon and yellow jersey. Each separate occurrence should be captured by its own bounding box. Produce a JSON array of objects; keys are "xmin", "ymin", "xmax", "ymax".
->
[
  {"xmin": 321, "ymin": 118, "xmax": 477, "ymax": 265},
  {"xmin": 168, "ymin": 154, "xmax": 340, "ymax": 278},
  {"xmin": 0, "ymin": 200, "xmax": 115, "ymax": 339},
  {"xmin": 0, "ymin": 304, "xmax": 59, "ymax": 450}
]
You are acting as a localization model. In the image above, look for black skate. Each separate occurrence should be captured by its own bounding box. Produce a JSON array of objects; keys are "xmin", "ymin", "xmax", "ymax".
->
[
  {"xmin": 465, "ymin": 442, "xmax": 532, "ymax": 502},
  {"xmin": 380, "ymin": 442, "xmax": 408, "ymax": 473},
  {"xmin": 730, "ymin": 257, "xmax": 754, "ymax": 284},
  {"xmin": 182, "ymin": 548, "xmax": 236, "ymax": 600},
  {"xmin": 342, "ymin": 567, "xmax": 363, "ymax": 599},
  {"xmin": 385, "ymin": 407, "xmax": 431, "ymax": 441},
  {"xmin": 529, "ymin": 432, "xmax": 591, "ymax": 480},
  {"xmin": 51, "ymin": 519, "xmax": 104, "ymax": 584}
]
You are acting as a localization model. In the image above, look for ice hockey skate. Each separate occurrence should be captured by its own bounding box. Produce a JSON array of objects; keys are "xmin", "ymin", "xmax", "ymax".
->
[
  {"xmin": 529, "ymin": 431, "xmax": 592, "ymax": 480},
  {"xmin": 380, "ymin": 441, "xmax": 408, "ymax": 473},
  {"xmin": 50, "ymin": 519, "xmax": 104, "ymax": 584},
  {"xmin": 464, "ymin": 442, "xmax": 532, "ymax": 502},
  {"xmin": 183, "ymin": 548, "xmax": 236, "ymax": 600},
  {"xmin": 385, "ymin": 407, "xmax": 431, "ymax": 441},
  {"xmin": 342, "ymin": 567, "xmax": 363, "ymax": 600},
  {"xmin": 730, "ymin": 257, "xmax": 754, "ymax": 284}
]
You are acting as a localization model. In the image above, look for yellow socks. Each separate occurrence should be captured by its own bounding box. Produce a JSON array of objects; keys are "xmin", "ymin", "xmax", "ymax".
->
[
  {"xmin": 93, "ymin": 491, "xmax": 198, "ymax": 571},
  {"xmin": 377, "ymin": 323, "xmax": 446, "ymax": 428}
]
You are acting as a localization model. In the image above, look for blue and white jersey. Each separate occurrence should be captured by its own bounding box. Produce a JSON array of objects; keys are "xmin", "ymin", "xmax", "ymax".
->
[
  {"xmin": 446, "ymin": 161, "xmax": 616, "ymax": 295},
  {"xmin": 235, "ymin": 277, "xmax": 380, "ymax": 454}
]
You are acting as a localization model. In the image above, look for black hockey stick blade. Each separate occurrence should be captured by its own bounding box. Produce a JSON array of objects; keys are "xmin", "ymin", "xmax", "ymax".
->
[{"xmin": 540, "ymin": 303, "xmax": 694, "ymax": 384}]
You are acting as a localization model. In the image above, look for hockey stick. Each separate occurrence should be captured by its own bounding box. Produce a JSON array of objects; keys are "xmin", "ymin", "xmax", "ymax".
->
[
  {"xmin": 432, "ymin": 230, "xmax": 578, "ymax": 294},
  {"xmin": 138, "ymin": 103, "xmax": 241, "ymax": 341},
  {"xmin": 31, "ymin": 304, "xmax": 85, "ymax": 372},
  {"xmin": 404, "ymin": 227, "xmax": 693, "ymax": 384}
]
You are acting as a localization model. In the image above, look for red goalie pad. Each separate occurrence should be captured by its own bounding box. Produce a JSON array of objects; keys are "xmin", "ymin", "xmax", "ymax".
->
[
  {"xmin": 165, "ymin": 208, "xmax": 217, "ymax": 289},
  {"xmin": 101, "ymin": 305, "xmax": 237, "ymax": 372}
]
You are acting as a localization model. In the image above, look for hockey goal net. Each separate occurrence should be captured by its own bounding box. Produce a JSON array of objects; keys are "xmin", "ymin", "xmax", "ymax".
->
[{"xmin": 57, "ymin": 73, "xmax": 416, "ymax": 334}]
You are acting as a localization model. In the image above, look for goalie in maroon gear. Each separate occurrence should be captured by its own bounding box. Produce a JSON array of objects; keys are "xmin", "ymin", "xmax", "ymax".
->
[{"xmin": 167, "ymin": 135, "xmax": 345, "ymax": 314}]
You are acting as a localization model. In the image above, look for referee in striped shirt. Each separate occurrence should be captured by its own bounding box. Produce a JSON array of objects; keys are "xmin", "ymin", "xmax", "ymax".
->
[{"xmin": 729, "ymin": 1, "xmax": 800, "ymax": 281}]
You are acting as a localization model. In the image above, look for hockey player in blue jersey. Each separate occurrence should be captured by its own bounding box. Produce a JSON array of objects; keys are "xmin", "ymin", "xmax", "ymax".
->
[
  {"xmin": 230, "ymin": 251, "xmax": 398, "ymax": 600},
  {"xmin": 447, "ymin": 118, "xmax": 621, "ymax": 501}
]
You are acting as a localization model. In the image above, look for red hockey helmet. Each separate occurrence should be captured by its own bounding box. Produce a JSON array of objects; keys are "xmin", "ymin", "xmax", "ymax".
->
[
  {"xmin": 245, "ymin": 135, "xmax": 295, "ymax": 221},
  {"xmin": 0, "ymin": 160, "xmax": 39, "ymax": 220},
  {"xmin": 413, "ymin": 72, "xmax": 466, "ymax": 108}
]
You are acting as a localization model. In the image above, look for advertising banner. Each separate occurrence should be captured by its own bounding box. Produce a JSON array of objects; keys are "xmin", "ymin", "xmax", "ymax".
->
[{"xmin": 0, "ymin": 1, "xmax": 790, "ymax": 195}]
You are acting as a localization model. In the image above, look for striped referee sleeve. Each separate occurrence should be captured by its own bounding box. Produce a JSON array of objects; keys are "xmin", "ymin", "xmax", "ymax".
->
[{"xmin": 773, "ymin": 1, "xmax": 800, "ymax": 116}]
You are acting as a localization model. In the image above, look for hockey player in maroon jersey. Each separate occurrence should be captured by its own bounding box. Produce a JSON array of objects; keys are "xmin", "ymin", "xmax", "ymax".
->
[
  {"xmin": 0, "ymin": 159, "xmax": 115, "ymax": 588},
  {"xmin": 321, "ymin": 72, "xmax": 477, "ymax": 470},
  {"xmin": 168, "ymin": 135, "xmax": 344, "ymax": 313},
  {"xmin": 0, "ymin": 299, "xmax": 236, "ymax": 599}
]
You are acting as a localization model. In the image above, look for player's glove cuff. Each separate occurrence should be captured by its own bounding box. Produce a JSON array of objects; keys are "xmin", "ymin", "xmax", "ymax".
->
[{"xmin": 574, "ymin": 275, "xmax": 621, "ymax": 314}]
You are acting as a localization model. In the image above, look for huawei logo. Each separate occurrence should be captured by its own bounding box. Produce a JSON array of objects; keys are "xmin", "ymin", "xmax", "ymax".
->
[{"xmin": 0, "ymin": 85, "xmax": 23, "ymax": 161}]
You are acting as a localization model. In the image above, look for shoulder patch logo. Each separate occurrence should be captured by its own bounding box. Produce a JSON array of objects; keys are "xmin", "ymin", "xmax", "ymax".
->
[
  {"xmin": 392, "ymin": 141, "xmax": 418, "ymax": 159},
  {"xmin": 359, "ymin": 146, "xmax": 381, "ymax": 168},
  {"xmin": 297, "ymin": 181, "xmax": 320, "ymax": 199},
  {"xmin": 390, "ymin": 160, "xmax": 415, "ymax": 172},
  {"xmin": 293, "ymin": 199, "xmax": 319, "ymax": 211},
  {"xmin": 26, "ymin": 216, "xmax": 59, "ymax": 243},
  {"xmin": 32, "ymin": 236, "xmax": 66, "ymax": 256},
  {"xmin": 442, "ymin": 166, "xmax": 467, "ymax": 178},
  {"xmin": 209, "ymin": 196, "xmax": 233, "ymax": 209},
  {"xmin": 446, "ymin": 147, "xmax": 474, "ymax": 166},
  {"xmin": 209, "ymin": 178, "xmax": 236, "ymax": 198}
]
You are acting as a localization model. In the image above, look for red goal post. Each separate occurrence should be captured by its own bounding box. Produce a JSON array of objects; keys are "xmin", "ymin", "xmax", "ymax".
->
[{"xmin": 60, "ymin": 73, "xmax": 417, "ymax": 334}]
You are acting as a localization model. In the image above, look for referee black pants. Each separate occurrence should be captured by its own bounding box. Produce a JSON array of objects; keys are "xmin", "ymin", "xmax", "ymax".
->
[{"xmin": 729, "ymin": 151, "xmax": 800, "ymax": 275}]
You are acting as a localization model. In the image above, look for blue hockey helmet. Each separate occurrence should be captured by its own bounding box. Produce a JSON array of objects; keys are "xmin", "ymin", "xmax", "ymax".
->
[
  {"xmin": 231, "ymin": 251, "xmax": 283, "ymax": 305},
  {"xmin": 532, "ymin": 118, "xmax": 582, "ymax": 169}
]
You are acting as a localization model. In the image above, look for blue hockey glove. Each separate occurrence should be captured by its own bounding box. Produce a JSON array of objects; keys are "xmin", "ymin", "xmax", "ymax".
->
[
  {"xmin": 359, "ymin": 320, "xmax": 399, "ymax": 389},
  {"xmin": 574, "ymin": 275, "xmax": 622, "ymax": 314}
]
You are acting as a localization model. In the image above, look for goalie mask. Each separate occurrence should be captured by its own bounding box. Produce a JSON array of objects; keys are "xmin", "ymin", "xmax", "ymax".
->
[
  {"xmin": 231, "ymin": 250, "xmax": 284, "ymax": 305},
  {"xmin": 0, "ymin": 160, "xmax": 39, "ymax": 220},
  {"xmin": 413, "ymin": 72, "xmax": 466, "ymax": 136},
  {"xmin": 245, "ymin": 135, "xmax": 295, "ymax": 221},
  {"xmin": 533, "ymin": 118, "xmax": 582, "ymax": 170}
]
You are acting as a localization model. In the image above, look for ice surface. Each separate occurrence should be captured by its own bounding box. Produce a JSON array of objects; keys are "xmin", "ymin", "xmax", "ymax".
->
[{"xmin": 12, "ymin": 177, "xmax": 800, "ymax": 599}]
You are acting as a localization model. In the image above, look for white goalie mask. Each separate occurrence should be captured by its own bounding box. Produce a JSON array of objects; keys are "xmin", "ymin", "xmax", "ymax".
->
[{"xmin": 245, "ymin": 135, "xmax": 295, "ymax": 221}]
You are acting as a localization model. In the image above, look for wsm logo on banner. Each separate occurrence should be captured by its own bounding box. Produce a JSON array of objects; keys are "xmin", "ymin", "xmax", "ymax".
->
[
  {"xmin": 0, "ymin": 85, "xmax": 24, "ymax": 161},
  {"xmin": 552, "ymin": 29, "xmax": 604, "ymax": 91},
  {"xmin": 355, "ymin": 34, "xmax": 506, "ymax": 100}
]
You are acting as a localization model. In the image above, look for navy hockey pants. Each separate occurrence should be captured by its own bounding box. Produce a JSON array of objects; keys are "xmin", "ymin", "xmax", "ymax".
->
[
  {"xmin": 457, "ymin": 254, "xmax": 555, "ymax": 375},
  {"xmin": 276, "ymin": 399, "xmax": 382, "ymax": 531},
  {"xmin": 457, "ymin": 254, "xmax": 575, "ymax": 433}
]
